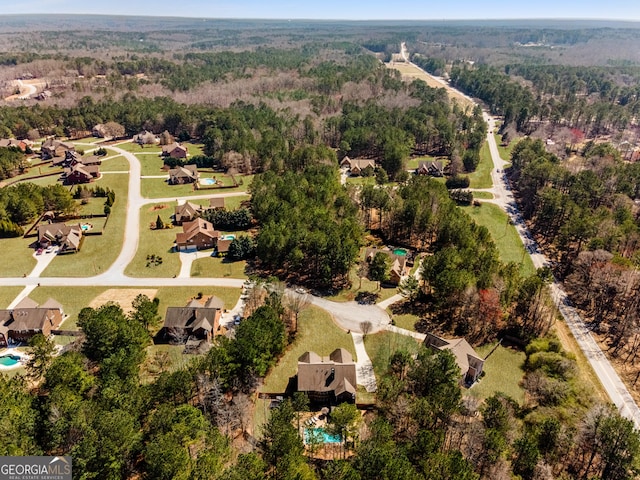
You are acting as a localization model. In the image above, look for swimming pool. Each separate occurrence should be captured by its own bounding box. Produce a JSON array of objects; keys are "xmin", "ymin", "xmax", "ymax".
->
[
  {"xmin": 221, "ymin": 234, "xmax": 236, "ymax": 241},
  {"xmin": 0, "ymin": 355, "xmax": 21, "ymax": 367},
  {"xmin": 392, "ymin": 248, "xmax": 407, "ymax": 256},
  {"xmin": 304, "ymin": 427, "xmax": 341, "ymax": 444},
  {"xmin": 200, "ymin": 178, "xmax": 216, "ymax": 186}
]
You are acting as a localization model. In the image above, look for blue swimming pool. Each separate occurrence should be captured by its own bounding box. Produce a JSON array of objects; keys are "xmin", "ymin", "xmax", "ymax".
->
[
  {"xmin": 200, "ymin": 178, "xmax": 216, "ymax": 185},
  {"xmin": 304, "ymin": 428, "xmax": 341, "ymax": 444},
  {"xmin": 0, "ymin": 354, "xmax": 21, "ymax": 367}
]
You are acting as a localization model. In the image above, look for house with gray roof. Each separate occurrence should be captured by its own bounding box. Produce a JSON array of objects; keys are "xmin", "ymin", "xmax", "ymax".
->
[{"xmin": 424, "ymin": 332, "xmax": 485, "ymax": 385}]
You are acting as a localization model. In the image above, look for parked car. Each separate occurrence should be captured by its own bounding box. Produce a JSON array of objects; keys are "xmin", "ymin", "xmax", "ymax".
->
[
  {"xmin": 36, "ymin": 248, "xmax": 43, "ymax": 255},
  {"xmin": 45, "ymin": 246, "xmax": 53, "ymax": 253}
]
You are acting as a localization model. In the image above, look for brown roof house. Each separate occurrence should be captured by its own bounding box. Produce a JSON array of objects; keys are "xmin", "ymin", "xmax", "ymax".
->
[
  {"xmin": 160, "ymin": 299, "xmax": 222, "ymax": 343},
  {"xmin": 174, "ymin": 201, "xmax": 203, "ymax": 225},
  {"xmin": 63, "ymin": 163, "xmax": 100, "ymax": 184},
  {"xmin": 37, "ymin": 222, "xmax": 83, "ymax": 253},
  {"xmin": 162, "ymin": 142, "xmax": 188, "ymax": 159},
  {"xmin": 296, "ymin": 348, "xmax": 357, "ymax": 404},
  {"xmin": 424, "ymin": 333, "xmax": 485, "ymax": 385},
  {"xmin": 365, "ymin": 247, "xmax": 409, "ymax": 286},
  {"xmin": 0, "ymin": 138, "xmax": 32, "ymax": 151},
  {"xmin": 416, "ymin": 160, "xmax": 446, "ymax": 177},
  {"xmin": 169, "ymin": 165, "xmax": 198, "ymax": 185},
  {"xmin": 175, "ymin": 218, "xmax": 220, "ymax": 251},
  {"xmin": 0, "ymin": 297, "xmax": 64, "ymax": 347},
  {"xmin": 340, "ymin": 156, "xmax": 376, "ymax": 176},
  {"xmin": 209, "ymin": 197, "xmax": 225, "ymax": 210},
  {"xmin": 41, "ymin": 139, "xmax": 75, "ymax": 160}
]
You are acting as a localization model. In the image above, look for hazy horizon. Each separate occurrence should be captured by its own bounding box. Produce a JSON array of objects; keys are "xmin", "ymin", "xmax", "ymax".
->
[{"xmin": 4, "ymin": 0, "xmax": 640, "ymax": 22}]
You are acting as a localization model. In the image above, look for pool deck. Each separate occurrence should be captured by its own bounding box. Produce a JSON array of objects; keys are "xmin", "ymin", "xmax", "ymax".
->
[{"xmin": 0, "ymin": 348, "xmax": 29, "ymax": 370}]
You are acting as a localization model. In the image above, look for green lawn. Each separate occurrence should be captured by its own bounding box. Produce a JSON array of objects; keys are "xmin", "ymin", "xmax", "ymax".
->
[
  {"xmin": 141, "ymin": 174, "xmax": 254, "ymax": 199},
  {"xmin": 0, "ymin": 287, "xmax": 26, "ymax": 308},
  {"xmin": 472, "ymin": 191, "xmax": 494, "ymax": 200},
  {"xmin": 469, "ymin": 343, "xmax": 526, "ymax": 404},
  {"xmin": 406, "ymin": 156, "xmax": 436, "ymax": 171},
  {"xmin": 7, "ymin": 167, "xmax": 62, "ymax": 186},
  {"xmin": 115, "ymin": 142, "xmax": 162, "ymax": 154},
  {"xmin": 125, "ymin": 202, "xmax": 181, "ymax": 278},
  {"xmin": 345, "ymin": 176, "xmax": 376, "ymax": 186},
  {"xmin": 495, "ymin": 134, "xmax": 518, "ymax": 163},
  {"xmin": 42, "ymin": 173, "xmax": 129, "ymax": 277},
  {"xmin": 364, "ymin": 331, "xmax": 423, "ymax": 380},
  {"xmin": 100, "ymin": 155, "xmax": 130, "ymax": 172},
  {"xmin": 391, "ymin": 313, "xmax": 420, "ymax": 331},
  {"xmin": 468, "ymin": 142, "xmax": 494, "ymax": 189},
  {"xmin": 138, "ymin": 154, "xmax": 167, "ymax": 176},
  {"xmin": 462, "ymin": 203, "xmax": 535, "ymax": 277},
  {"xmin": 191, "ymin": 256, "xmax": 247, "ymax": 279},
  {"xmin": 260, "ymin": 306, "xmax": 356, "ymax": 394},
  {"xmin": 0, "ymin": 236, "xmax": 38, "ymax": 277}
]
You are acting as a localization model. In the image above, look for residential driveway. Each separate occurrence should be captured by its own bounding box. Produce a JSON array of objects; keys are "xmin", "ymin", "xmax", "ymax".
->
[
  {"xmin": 351, "ymin": 332, "xmax": 377, "ymax": 392},
  {"xmin": 302, "ymin": 294, "xmax": 391, "ymax": 333}
]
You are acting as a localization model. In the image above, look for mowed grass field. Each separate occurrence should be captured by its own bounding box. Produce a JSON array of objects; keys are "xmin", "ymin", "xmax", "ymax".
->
[
  {"xmin": 191, "ymin": 256, "xmax": 247, "ymax": 279},
  {"xmin": 470, "ymin": 343, "xmax": 526, "ymax": 404},
  {"xmin": 468, "ymin": 142, "xmax": 494, "ymax": 189},
  {"xmin": 141, "ymin": 174, "xmax": 254, "ymax": 199},
  {"xmin": 0, "ymin": 287, "xmax": 26, "ymax": 308},
  {"xmin": 462, "ymin": 203, "xmax": 535, "ymax": 277},
  {"xmin": 99, "ymin": 155, "xmax": 130, "ymax": 172},
  {"xmin": 364, "ymin": 331, "xmax": 423, "ymax": 381},
  {"xmin": 42, "ymin": 173, "xmax": 129, "ymax": 277},
  {"xmin": 126, "ymin": 202, "xmax": 181, "ymax": 278}
]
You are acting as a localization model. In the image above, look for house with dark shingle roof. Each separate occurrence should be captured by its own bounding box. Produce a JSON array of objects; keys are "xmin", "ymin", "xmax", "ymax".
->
[
  {"xmin": 160, "ymin": 298, "xmax": 222, "ymax": 343},
  {"xmin": 37, "ymin": 222, "xmax": 83, "ymax": 253},
  {"xmin": 296, "ymin": 348, "xmax": 357, "ymax": 404},
  {"xmin": 169, "ymin": 165, "xmax": 198, "ymax": 185}
]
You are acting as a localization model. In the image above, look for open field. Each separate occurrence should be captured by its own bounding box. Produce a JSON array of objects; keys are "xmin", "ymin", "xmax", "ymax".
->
[
  {"xmin": 0, "ymin": 237, "xmax": 38, "ymax": 277},
  {"xmin": 138, "ymin": 154, "xmax": 167, "ymax": 176},
  {"xmin": 472, "ymin": 191, "xmax": 494, "ymax": 199},
  {"xmin": 345, "ymin": 176, "xmax": 376, "ymax": 186},
  {"xmin": 469, "ymin": 343, "xmax": 526, "ymax": 404},
  {"xmin": 496, "ymin": 134, "xmax": 518, "ymax": 164},
  {"xmin": 0, "ymin": 287, "xmax": 26, "ymax": 308},
  {"xmin": 115, "ymin": 142, "xmax": 162, "ymax": 153},
  {"xmin": 364, "ymin": 330, "xmax": 423, "ymax": 380},
  {"xmin": 42, "ymin": 173, "xmax": 129, "ymax": 277},
  {"xmin": 141, "ymin": 174, "xmax": 254, "ymax": 199},
  {"xmin": 5, "ymin": 167, "xmax": 62, "ymax": 187},
  {"xmin": 387, "ymin": 61, "xmax": 475, "ymax": 110},
  {"xmin": 462, "ymin": 203, "xmax": 535, "ymax": 277},
  {"xmin": 100, "ymin": 155, "xmax": 130, "ymax": 172},
  {"xmin": 125, "ymin": 202, "xmax": 181, "ymax": 278},
  {"xmin": 191, "ymin": 256, "xmax": 247, "ymax": 279},
  {"xmin": 89, "ymin": 288, "xmax": 158, "ymax": 313},
  {"xmin": 468, "ymin": 142, "xmax": 494, "ymax": 189}
]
